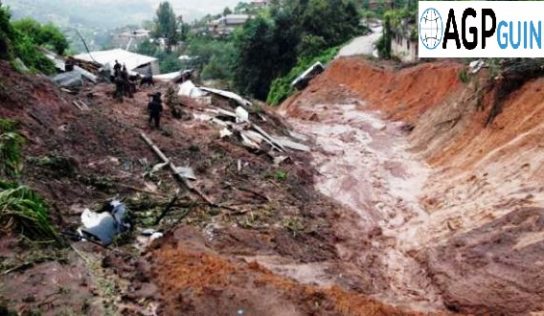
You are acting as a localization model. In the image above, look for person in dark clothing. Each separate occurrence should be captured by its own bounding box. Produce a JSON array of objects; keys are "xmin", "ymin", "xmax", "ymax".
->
[
  {"xmin": 113, "ymin": 60, "xmax": 122, "ymax": 77},
  {"xmin": 114, "ymin": 72, "xmax": 125, "ymax": 102},
  {"xmin": 147, "ymin": 92, "xmax": 163, "ymax": 128},
  {"xmin": 120, "ymin": 65, "xmax": 133, "ymax": 98}
]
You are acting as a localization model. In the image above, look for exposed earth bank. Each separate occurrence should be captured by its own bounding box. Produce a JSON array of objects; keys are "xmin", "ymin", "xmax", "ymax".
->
[
  {"xmin": 280, "ymin": 57, "xmax": 544, "ymax": 315},
  {"xmin": 2, "ymin": 54, "xmax": 544, "ymax": 315}
]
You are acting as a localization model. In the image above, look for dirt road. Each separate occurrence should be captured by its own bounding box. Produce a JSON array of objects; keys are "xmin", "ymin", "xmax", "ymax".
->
[{"xmin": 337, "ymin": 24, "xmax": 382, "ymax": 58}]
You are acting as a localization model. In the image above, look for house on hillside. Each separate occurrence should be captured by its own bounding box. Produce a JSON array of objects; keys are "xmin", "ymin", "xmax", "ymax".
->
[
  {"xmin": 368, "ymin": 0, "xmax": 394, "ymax": 10},
  {"xmin": 111, "ymin": 28, "xmax": 151, "ymax": 51},
  {"xmin": 391, "ymin": 18, "xmax": 418, "ymax": 63},
  {"xmin": 209, "ymin": 14, "xmax": 252, "ymax": 37},
  {"xmin": 73, "ymin": 49, "xmax": 160, "ymax": 75},
  {"xmin": 250, "ymin": 0, "xmax": 270, "ymax": 8}
]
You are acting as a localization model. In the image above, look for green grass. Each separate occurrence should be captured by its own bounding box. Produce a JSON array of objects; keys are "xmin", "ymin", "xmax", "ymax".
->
[
  {"xmin": 0, "ymin": 119, "xmax": 24, "ymax": 178},
  {"xmin": 274, "ymin": 170, "xmax": 288, "ymax": 181},
  {"xmin": 458, "ymin": 69, "xmax": 470, "ymax": 84},
  {"xmin": 0, "ymin": 181, "xmax": 60, "ymax": 244}
]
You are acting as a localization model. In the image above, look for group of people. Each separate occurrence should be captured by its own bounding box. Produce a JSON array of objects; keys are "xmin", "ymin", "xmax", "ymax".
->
[
  {"xmin": 112, "ymin": 60, "xmax": 163, "ymax": 129},
  {"xmin": 113, "ymin": 60, "xmax": 136, "ymax": 102}
]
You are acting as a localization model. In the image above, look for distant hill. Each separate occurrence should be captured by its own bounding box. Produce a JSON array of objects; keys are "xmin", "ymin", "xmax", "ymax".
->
[{"xmin": 3, "ymin": 0, "xmax": 248, "ymax": 29}]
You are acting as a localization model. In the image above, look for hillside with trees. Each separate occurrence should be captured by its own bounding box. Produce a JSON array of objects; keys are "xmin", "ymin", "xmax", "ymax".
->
[
  {"xmin": 171, "ymin": 0, "xmax": 364, "ymax": 101},
  {"xmin": 0, "ymin": 4, "xmax": 66, "ymax": 74}
]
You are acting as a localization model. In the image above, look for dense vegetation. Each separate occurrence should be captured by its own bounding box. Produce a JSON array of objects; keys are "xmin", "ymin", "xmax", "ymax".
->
[
  {"xmin": 267, "ymin": 46, "xmax": 339, "ymax": 105},
  {"xmin": 376, "ymin": 4, "xmax": 417, "ymax": 59},
  {"xmin": 0, "ymin": 8, "xmax": 61, "ymax": 243},
  {"xmin": 136, "ymin": 1, "xmax": 190, "ymax": 73},
  {"xmin": 0, "ymin": 4, "xmax": 67, "ymax": 74},
  {"xmin": 230, "ymin": 0, "xmax": 362, "ymax": 101},
  {"xmin": 0, "ymin": 119, "xmax": 59, "ymax": 244}
]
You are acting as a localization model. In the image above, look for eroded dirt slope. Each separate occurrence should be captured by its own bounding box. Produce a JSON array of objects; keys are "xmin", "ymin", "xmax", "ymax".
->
[
  {"xmin": 0, "ymin": 61, "xmax": 419, "ymax": 315},
  {"xmin": 280, "ymin": 57, "xmax": 544, "ymax": 314}
]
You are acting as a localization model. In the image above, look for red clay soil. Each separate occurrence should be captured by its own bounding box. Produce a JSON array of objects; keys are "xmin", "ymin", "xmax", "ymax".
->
[
  {"xmin": 282, "ymin": 57, "xmax": 544, "ymax": 172},
  {"xmin": 280, "ymin": 56, "xmax": 544, "ymax": 315},
  {"xmin": 147, "ymin": 226, "xmax": 421, "ymax": 316},
  {"xmin": 282, "ymin": 57, "xmax": 464, "ymax": 123},
  {"xmin": 0, "ymin": 60, "xmax": 427, "ymax": 315}
]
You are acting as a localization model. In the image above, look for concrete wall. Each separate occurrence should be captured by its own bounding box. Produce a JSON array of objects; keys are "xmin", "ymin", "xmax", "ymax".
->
[{"xmin": 392, "ymin": 35, "xmax": 418, "ymax": 63}]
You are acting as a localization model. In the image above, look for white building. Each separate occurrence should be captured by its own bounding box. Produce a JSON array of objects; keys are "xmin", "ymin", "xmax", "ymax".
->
[
  {"xmin": 209, "ymin": 14, "xmax": 251, "ymax": 36},
  {"xmin": 391, "ymin": 19, "xmax": 418, "ymax": 63},
  {"xmin": 74, "ymin": 49, "xmax": 160, "ymax": 75}
]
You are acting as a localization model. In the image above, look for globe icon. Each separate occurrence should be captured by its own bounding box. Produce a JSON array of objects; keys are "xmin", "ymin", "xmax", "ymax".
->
[{"xmin": 420, "ymin": 8, "xmax": 443, "ymax": 49}]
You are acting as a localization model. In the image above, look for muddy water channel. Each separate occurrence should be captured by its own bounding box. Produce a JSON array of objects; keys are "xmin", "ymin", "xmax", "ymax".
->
[{"xmin": 282, "ymin": 102, "xmax": 444, "ymax": 311}]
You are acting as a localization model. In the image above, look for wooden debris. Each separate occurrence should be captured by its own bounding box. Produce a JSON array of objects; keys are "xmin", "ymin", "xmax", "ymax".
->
[{"xmin": 140, "ymin": 132, "xmax": 215, "ymax": 206}]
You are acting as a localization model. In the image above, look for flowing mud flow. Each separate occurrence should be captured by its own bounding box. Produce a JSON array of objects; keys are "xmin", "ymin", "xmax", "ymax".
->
[
  {"xmin": 3, "ymin": 53, "xmax": 544, "ymax": 315},
  {"xmin": 280, "ymin": 101, "xmax": 442, "ymax": 312},
  {"xmin": 279, "ymin": 57, "xmax": 544, "ymax": 315}
]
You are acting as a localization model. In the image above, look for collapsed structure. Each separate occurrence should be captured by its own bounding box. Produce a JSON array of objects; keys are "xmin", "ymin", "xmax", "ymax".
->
[{"xmin": 74, "ymin": 48, "xmax": 160, "ymax": 75}]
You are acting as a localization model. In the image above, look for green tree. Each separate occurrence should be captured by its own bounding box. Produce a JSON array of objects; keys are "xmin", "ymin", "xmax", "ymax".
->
[
  {"xmin": 201, "ymin": 41, "xmax": 235, "ymax": 80},
  {"xmin": 300, "ymin": 0, "xmax": 361, "ymax": 50},
  {"xmin": 232, "ymin": 17, "xmax": 277, "ymax": 100},
  {"xmin": 12, "ymin": 19, "xmax": 68, "ymax": 55},
  {"xmin": 156, "ymin": 51, "xmax": 182, "ymax": 73},
  {"xmin": 230, "ymin": 0, "xmax": 362, "ymax": 100},
  {"xmin": 153, "ymin": 1, "xmax": 178, "ymax": 51},
  {"xmin": 234, "ymin": 2, "xmax": 250, "ymax": 14},
  {"xmin": 137, "ymin": 39, "xmax": 159, "ymax": 56},
  {"xmin": 297, "ymin": 34, "xmax": 326, "ymax": 58},
  {"xmin": 223, "ymin": 7, "xmax": 233, "ymax": 16},
  {"xmin": 0, "ymin": 3, "xmax": 13, "ymax": 60},
  {"xmin": 0, "ymin": 7, "xmax": 57, "ymax": 74}
]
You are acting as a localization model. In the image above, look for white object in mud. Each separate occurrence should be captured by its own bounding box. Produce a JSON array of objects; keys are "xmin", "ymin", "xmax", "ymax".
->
[
  {"xmin": 178, "ymin": 80, "xmax": 207, "ymax": 98},
  {"xmin": 78, "ymin": 200, "xmax": 129, "ymax": 246},
  {"xmin": 469, "ymin": 60, "xmax": 486, "ymax": 74},
  {"xmin": 199, "ymin": 86, "xmax": 252, "ymax": 108},
  {"xmin": 220, "ymin": 128, "xmax": 233, "ymax": 138},
  {"xmin": 175, "ymin": 166, "xmax": 197, "ymax": 180}
]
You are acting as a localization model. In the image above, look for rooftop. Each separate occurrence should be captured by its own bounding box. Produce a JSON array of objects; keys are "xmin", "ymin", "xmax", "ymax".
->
[{"xmin": 74, "ymin": 49, "xmax": 157, "ymax": 71}]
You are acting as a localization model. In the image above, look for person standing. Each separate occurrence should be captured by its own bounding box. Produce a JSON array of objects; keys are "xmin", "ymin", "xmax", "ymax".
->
[
  {"xmin": 113, "ymin": 60, "xmax": 122, "ymax": 78},
  {"xmin": 147, "ymin": 92, "xmax": 163, "ymax": 129}
]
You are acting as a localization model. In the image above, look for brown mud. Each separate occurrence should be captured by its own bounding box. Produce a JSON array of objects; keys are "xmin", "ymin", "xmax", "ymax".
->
[
  {"xmin": 280, "ymin": 57, "xmax": 544, "ymax": 315},
  {"xmin": 0, "ymin": 61, "xmax": 416, "ymax": 315},
  {"xmin": 2, "ymin": 53, "xmax": 544, "ymax": 315}
]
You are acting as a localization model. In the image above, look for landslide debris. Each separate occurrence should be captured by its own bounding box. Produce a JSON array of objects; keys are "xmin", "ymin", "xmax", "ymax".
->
[
  {"xmin": 0, "ymin": 60, "xmax": 416, "ymax": 315},
  {"xmin": 281, "ymin": 56, "xmax": 544, "ymax": 314}
]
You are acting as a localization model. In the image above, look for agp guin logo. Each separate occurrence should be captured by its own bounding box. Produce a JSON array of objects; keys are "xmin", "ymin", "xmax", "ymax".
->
[
  {"xmin": 419, "ymin": 8, "xmax": 444, "ymax": 50},
  {"xmin": 419, "ymin": 1, "xmax": 544, "ymax": 58}
]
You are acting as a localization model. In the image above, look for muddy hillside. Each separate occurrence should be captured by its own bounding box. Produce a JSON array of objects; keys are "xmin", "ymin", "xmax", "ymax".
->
[
  {"xmin": 0, "ymin": 54, "xmax": 543, "ymax": 316},
  {"xmin": 281, "ymin": 57, "xmax": 544, "ymax": 315}
]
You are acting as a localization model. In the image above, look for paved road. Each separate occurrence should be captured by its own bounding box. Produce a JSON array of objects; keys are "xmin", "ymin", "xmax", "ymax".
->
[{"xmin": 337, "ymin": 24, "xmax": 382, "ymax": 58}]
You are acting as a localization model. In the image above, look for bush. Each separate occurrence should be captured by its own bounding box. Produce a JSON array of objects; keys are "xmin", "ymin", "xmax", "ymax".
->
[
  {"xmin": 201, "ymin": 42, "xmax": 235, "ymax": 81},
  {"xmin": 156, "ymin": 51, "xmax": 183, "ymax": 73},
  {"xmin": 0, "ymin": 5, "xmax": 12, "ymax": 60},
  {"xmin": 458, "ymin": 69, "xmax": 470, "ymax": 84},
  {"xmin": 0, "ymin": 119, "xmax": 24, "ymax": 178},
  {"xmin": 267, "ymin": 46, "xmax": 339, "ymax": 106},
  {"xmin": 12, "ymin": 33, "xmax": 56, "ymax": 74},
  {"xmin": 0, "ymin": 7, "xmax": 60, "ymax": 74},
  {"xmin": 12, "ymin": 19, "xmax": 68, "ymax": 55},
  {"xmin": 0, "ymin": 181, "xmax": 60, "ymax": 244}
]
